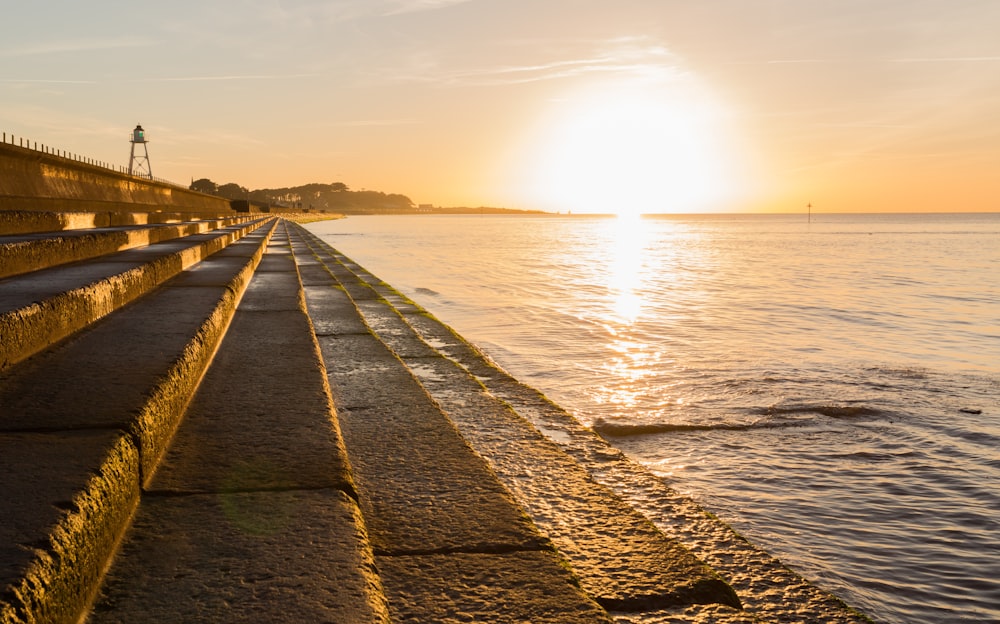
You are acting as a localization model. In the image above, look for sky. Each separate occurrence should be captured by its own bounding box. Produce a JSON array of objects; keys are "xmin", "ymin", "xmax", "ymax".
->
[{"xmin": 2, "ymin": 0, "xmax": 999, "ymax": 213}]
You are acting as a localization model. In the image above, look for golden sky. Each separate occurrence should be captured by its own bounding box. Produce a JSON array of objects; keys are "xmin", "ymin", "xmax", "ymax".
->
[{"xmin": 2, "ymin": 1, "xmax": 999, "ymax": 213}]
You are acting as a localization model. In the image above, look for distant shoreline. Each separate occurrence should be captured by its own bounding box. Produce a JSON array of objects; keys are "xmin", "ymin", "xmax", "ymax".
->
[{"xmin": 298, "ymin": 209, "xmax": 1000, "ymax": 219}]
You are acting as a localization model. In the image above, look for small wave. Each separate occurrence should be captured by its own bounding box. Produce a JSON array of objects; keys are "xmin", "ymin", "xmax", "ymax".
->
[
  {"xmin": 592, "ymin": 418, "xmax": 783, "ymax": 437},
  {"xmin": 756, "ymin": 404, "xmax": 885, "ymax": 419},
  {"xmin": 593, "ymin": 404, "xmax": 886, "ymax": 438},
  {"xmin": 830, "ymin": 449, "xmax": 921, "ymax": 462},
  {"xmin": 863, "ymin": 365, "xmax": 929, "ymax": 380},
  {"xmin": 414, "ymin": 287, "xmax": 440, "ymax": 296}
]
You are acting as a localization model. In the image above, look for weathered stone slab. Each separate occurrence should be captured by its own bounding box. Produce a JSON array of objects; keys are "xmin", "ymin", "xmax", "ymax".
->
[
  {"xmin": 377, "ymin": 551, "xmax": 612, "ymax": 623},
  {"xmin": 150, "ymin": 309, "xmax": 354, "ymax": 496},
  {"xmin": 396, "ymin": 310, "xmax": 508, "ymax": 379},
  {"xmin": 363, "ymin": 280, "xmax": 426, "ymax": 316},
  {"xmin": 0, "ymin": 431, "xmax": 137, "ymax": 583},
  {"xmin": 314, "ymin": 333, "xmax": 401, "ymax": 407},
  {"xmin": 0, "ymin": 210, "xmax": 108, "ymax": 236},
  {"xmin": 352, "ymin": 300, "xmax": 439, "ymax": 359},
  {"xmin": 0, "ymin": 432, "xmax": 140, "ymax": 624},
  {"xmin": 301, "ymin": 285, "xmax": 369, "ymax": 335},
  {"xmin": 200, "ymin": 230, "xmax": 273, "ymax": 259},
  {"xmin": 329, "ymin": 270, "xmax": 382, "ymax": 301},
  {"xmin": 236, "ymin": 271, "xmax": 302, "ymax": 311},
  {"xmin": 254, "ymin": 252, "xmax": 297, "ymax": 272},
  {"xmin": 608, "ymin": 604, "xmax": 756, "ymax": 624},
  {"xmin": 296, "ymin": 262, "xmax": 338, "ymax": 286},
  {"xmin": 0, "ymin": 257, "xmax": 159, "ymax": 314},
  {"xmin": 290, "ymin": 226, "xmax": 547, "ymax": 567},
  {"xmin": 0, "ymin": 230, "xmax": 131, "ymax": 279},
  {"xmin": 315, "ymin": 333, "xmax": 545, "ymax": 555},
  {"xmin": 87, "ymin": 491, "xmax": 388, "ymax": 624},
  {"xmin": 0, "ymin": 285, "xmax": 244, "ymax": 432},
  {"xmin": 162, "ymin": 256, "xmax": 256, "ymax": 288}
]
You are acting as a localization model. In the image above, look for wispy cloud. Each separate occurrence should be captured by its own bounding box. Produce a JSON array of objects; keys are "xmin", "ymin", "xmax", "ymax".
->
[
  {"xmin": 144, "ymin": 74, "xmax": 320, "ymax": 83},
  {"xmin": 889, "ymin": 56, "xmax": 1000, "ymax": 63},
  {"xmin": 382, "ymin": 0, "xmax": 474, "ymax": 16},
  {"xmin": 331, "ymin": 119, "xmax": 420, "ymax": 127},
  {"xmin": 0, "ymin": 36, "xmax": 155, "ymax": 58},
  {"xmin": 766, "ymin": 59, "xmax": 835, "ymax": 65},
  {"xmin": 762, "ymin": 56, "xmax": 1000, "ymax": 66},
  {"xmin": 2, "ymin": 74, "xmax": 320, "ymax": 86},
  {"xmin": 385, "ymin": 37, "xmax": 689, "ymax": 87},
  {"xmin": 473, "ymin": 54, "xmax": 678, "ymax": 83},
  {"xmin": 251, "ymin": 0, "xmax": 474, "ymax": 26},
  {"xmin": 0, "ymin": 78, "xmax": 97, "ymax": 84},
  {"xmin": 298, "ymin": 118, "xmax": 420, "ymax": 130}
]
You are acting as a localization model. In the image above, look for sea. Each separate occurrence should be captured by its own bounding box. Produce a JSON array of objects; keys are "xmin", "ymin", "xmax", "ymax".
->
[{"xmin": 305, "ymin": 212, "xmax": 999, "ymax": 624}]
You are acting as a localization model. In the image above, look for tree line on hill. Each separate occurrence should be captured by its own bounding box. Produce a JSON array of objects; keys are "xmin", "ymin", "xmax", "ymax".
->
[
  {"xmin": 189, "ymin": 178, "xmax": 545, "ymax": 215},
  {"xmin": 189, "ymin": 179, "xmax": 416, "ymax": 214}
]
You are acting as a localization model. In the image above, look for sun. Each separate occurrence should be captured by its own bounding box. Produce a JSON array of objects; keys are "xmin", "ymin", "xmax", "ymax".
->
[{"xmin": 517, "ymin": 81, "xmax": 743, "ymax": 215}]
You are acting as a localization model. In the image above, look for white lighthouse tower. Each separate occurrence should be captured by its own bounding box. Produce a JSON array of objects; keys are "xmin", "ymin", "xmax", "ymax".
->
[{"xmin": 128, "ymin": 124, "xmax": 152, "ymax": 179}]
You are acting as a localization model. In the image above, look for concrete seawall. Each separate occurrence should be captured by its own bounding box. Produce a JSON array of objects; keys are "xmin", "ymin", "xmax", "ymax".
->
[
  {"xmin": 0, "ymin": 202, "xmax": 876, "ymax": 623},
  {"xmin": 0, "ymin": 142, "xmax": 230, "ymax": 214}
]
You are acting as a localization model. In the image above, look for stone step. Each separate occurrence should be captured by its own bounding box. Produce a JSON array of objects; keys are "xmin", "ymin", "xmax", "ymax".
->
[
  {"xmin": 0, "ymin": 221, "xmax": 276, "ymax": 624},
  {"xmin": 0, "ymin": 215, "xmax": 256, "ymax": 279},
  {"xmin": 289, "ymin": 224, "xmax": 742, "ymax": 617},
  {"xmin": 86, "ymin": 222, "xmax": 391, "ymax": 623},
  {"xmin": 0, "ymin": 217, "xmax": 272, "ymax": 373},
  {"xmin": 288, "ymin": 224, "xmax": 615, "ymax": 622},
  {"xmin": 0, "ymin": 210, "xmax": 244, "ymax": 237}
]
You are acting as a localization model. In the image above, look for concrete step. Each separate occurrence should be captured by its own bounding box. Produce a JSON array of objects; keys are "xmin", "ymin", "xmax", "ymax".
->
[
  {"xmin": 0, "ymin": 215, "xmax": 257, "ymax": 279},
  {"xmin": 0, "ymin": 217, "xmax": 273, "ymax": 373},
  {"xmin": 288, "ymin": 225, "xmax": 615, "ymax": 622},
  {"xmin": 0, "ymin": 221, "xmax": 276, "ymax": 624},
  {"xmin": 289, "ymin": 224, "xmax": 743, "ymax": 618},
  {"xmin": 86, "ymin": 222, "xmax": 391, "ymax": 623},
  {"xmin": 0, "ymin": 210, "xmax": 246, "ymax": 237}
]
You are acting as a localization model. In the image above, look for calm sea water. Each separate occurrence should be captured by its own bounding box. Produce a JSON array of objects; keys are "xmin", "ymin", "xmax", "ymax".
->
[{"xmin": 306, "ymin": 213, "xmax": 1000, "ymax": 624}]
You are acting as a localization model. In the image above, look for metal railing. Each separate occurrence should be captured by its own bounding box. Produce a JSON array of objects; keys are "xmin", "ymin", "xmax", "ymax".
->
[{"xmin": 2, "ymin": 130, "xmax": 187, "ymax": 189}]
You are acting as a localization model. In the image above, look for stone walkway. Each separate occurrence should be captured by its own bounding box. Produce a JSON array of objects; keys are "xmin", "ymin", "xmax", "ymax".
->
[{"xmin": 0, "ymin": 212, "xmax": 874, "ymax": 623}]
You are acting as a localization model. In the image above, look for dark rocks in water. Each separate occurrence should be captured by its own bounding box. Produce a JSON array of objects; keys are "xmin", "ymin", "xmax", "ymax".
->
[{"xmin": 959, "ymin": 408, "xmax": 983, "ymax": 415}]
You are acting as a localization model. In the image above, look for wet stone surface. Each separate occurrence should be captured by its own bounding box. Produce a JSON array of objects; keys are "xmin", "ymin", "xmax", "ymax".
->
[
  {"xmin": 377, "ymin": 551, "xmax": 614, "ymax": 624},
  {"xmin": 315, "ymin": 332, "xmax": 548, "ymax": 556},
  {"xmin": 88, "ymin": 491, "xmax": 386, "ymax": 624},
  {"xmin": 289, "ymin": 221, "xmax": 876, "ymax": 624}
]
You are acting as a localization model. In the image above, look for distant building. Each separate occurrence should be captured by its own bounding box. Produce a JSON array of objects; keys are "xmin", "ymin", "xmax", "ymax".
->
[{"xmin": 231, "ymin": 199, "xmax": 272, "ymax": 213}]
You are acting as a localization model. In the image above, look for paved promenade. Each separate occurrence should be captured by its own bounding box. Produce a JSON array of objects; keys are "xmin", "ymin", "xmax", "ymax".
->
[{"xmin": 0, "ymin": 212, "xmax": 873, "ymax": 623}]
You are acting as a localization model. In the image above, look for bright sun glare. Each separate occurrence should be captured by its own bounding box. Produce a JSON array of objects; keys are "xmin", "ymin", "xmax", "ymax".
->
[{"xmin": 520, "ymin": 81, "xmax": 741, "ymax": 215}]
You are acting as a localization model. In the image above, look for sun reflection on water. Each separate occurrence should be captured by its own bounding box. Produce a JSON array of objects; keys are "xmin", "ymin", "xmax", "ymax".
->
[
  {"xmin": 599, "ymin": 215, "xmax": 661, "ymax": 413},
  {"xmin": 599, "ymin": 338, "xmax": 661, "ymax": 409},
  {"xmin": 607, "ymin": 214, "xmax": 650, "ymax": 325}
]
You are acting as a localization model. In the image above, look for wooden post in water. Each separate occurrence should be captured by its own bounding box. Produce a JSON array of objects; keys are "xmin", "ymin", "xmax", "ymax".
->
[{"xmin": 807, "ymin": 202, "xmax": 812, "ymax": 223}]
